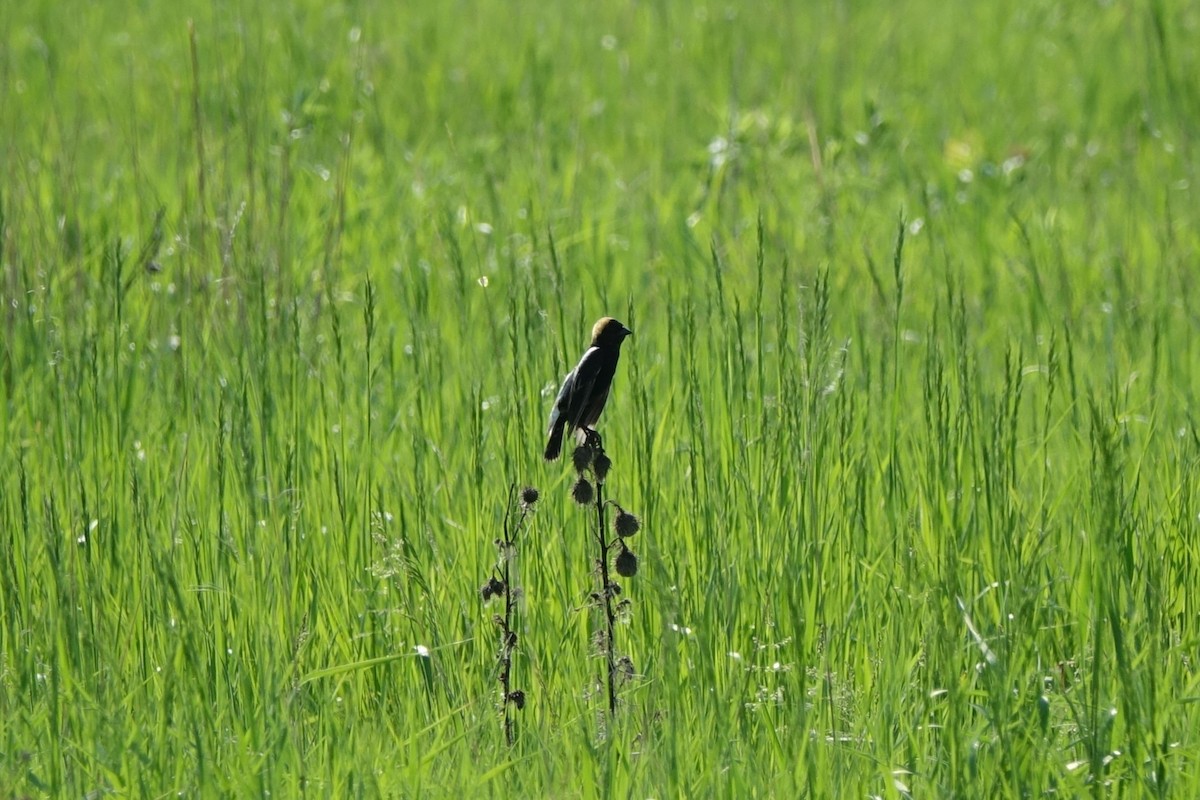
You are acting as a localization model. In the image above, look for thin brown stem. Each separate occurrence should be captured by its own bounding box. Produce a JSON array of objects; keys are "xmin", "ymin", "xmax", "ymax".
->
[
  {"xmin": 589, "ymin": 436, "xmax": 618, "ymax": 716},
  {"xmin": 488, "ymin": 483, "xmax": 535, "ymax": 746},
  {"xmin": 499, "ymin": 486, "xmax": 517, "ymax": 745}
]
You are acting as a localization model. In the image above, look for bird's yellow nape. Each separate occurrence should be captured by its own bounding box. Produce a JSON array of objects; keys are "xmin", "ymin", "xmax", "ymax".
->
[{"xmin": 591, "ymin": 317, "xmax": 632, "ymax": 343}]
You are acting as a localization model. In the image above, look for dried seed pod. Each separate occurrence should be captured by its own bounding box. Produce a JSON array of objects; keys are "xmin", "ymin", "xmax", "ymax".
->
[
  {"xmin": 613, "ymin": 508, "xmax": 641, "ymax": 538},
  {"xmin": 616, "ymin": 598, "xmax": 633, "ymax": 623},
  {"xmin": 615, "ymin": 547, "xmax": 638, "ymax": 578},
  {"xmin": 593, "ymin": 452, "xmax": 612, "ymax": 482},
  {"xmin": 572, "ymin": 476, "xmax": 595, "ymax": 505},
  {"xmin": 572, "ymin": 444, "xmax": 594, "ymax": 473}
]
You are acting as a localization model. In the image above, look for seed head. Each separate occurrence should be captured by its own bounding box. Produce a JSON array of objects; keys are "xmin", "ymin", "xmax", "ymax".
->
[
  {"xmin": 520, "ymin": 486, "xmax": 540, "ymax": 507},
  {"xmin": 520, "ymin": 484, "xmax": 540, "ymax": 510},
  {"xmin": 496, "ymin": 540, "xmax": 516, "ymax": 562},
  {"xmin": 616, "ymin": 598, "xmax": 633, "ymax": 623},
  {"xmin": 615, "ymin": 546, "xmax": 638, "ymax": 578},
  {"xmin": 480, "ymin": 577, "xmax": 505, "ymax": 602},
  {"xmin": 613, "ymin": 508, "xmax": 641, "ymax": 538},
  {"xmin": 571, "ymin": 476, "xmax": 595, "ymax": 505},
  {"xmin": 572, "ymin": 444, "xmax": 594, "ymax": 473},
  {"xmin": 593, "ymin": 452, "xmax": 612, "ymax": 482}
]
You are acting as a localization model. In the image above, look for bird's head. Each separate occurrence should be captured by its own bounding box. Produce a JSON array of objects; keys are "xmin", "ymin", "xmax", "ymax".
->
[{"xmin": 592, "ymin": 317, "xmax": 633, "ymax": 347}]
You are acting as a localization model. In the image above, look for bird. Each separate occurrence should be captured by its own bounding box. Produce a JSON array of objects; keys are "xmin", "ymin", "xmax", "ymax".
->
[{"xmin": 544, "ymin": 317, "xmax": 633, "ymax": 461}]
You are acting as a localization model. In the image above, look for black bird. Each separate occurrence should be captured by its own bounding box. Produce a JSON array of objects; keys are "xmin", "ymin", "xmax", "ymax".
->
[{"xmin": 544, "ymin": 317, "xmax": 633, "ymax": 461}]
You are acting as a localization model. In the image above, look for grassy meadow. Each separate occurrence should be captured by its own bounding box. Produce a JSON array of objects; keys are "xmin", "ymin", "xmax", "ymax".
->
[{"xmin": 3, "ymin": 0, "xmax": 1200, "ymax": 796}]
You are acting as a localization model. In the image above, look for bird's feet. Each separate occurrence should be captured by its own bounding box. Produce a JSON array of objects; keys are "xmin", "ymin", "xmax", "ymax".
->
[{"xmin": 582, "ymin": 428, "xmax": 604, "ymax": 451}]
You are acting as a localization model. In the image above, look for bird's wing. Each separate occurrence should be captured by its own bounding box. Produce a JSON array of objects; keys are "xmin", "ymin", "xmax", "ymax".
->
[
  {"xmin": 546, "ymin": 368, "xmax": 573, "ymax": 435},
  {"xmin": 563, "ymin": 346, "xmax": 604, "ymax": 427}
]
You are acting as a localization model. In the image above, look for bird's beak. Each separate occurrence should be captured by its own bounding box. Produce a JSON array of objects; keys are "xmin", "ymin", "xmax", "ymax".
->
[{"xmin": 623, "ymin": 326, "xmax": 633, "ymax": 338}]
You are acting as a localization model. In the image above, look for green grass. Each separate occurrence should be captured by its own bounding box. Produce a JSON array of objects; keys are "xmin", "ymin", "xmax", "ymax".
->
[{"xmin": 2, "ymin": 0, "xmax": 1199, "ymax": 796}]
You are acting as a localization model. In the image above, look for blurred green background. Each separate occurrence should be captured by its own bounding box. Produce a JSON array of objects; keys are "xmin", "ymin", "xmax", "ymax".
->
[{"xmin": 2, "ymin": 0, "xmax": 1198, "ymax": 796}]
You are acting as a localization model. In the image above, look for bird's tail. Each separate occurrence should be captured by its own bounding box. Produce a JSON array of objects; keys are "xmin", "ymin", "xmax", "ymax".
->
[{"xmin": 544, "ymin": 419, "xmax": 567, "ymax": 461}]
